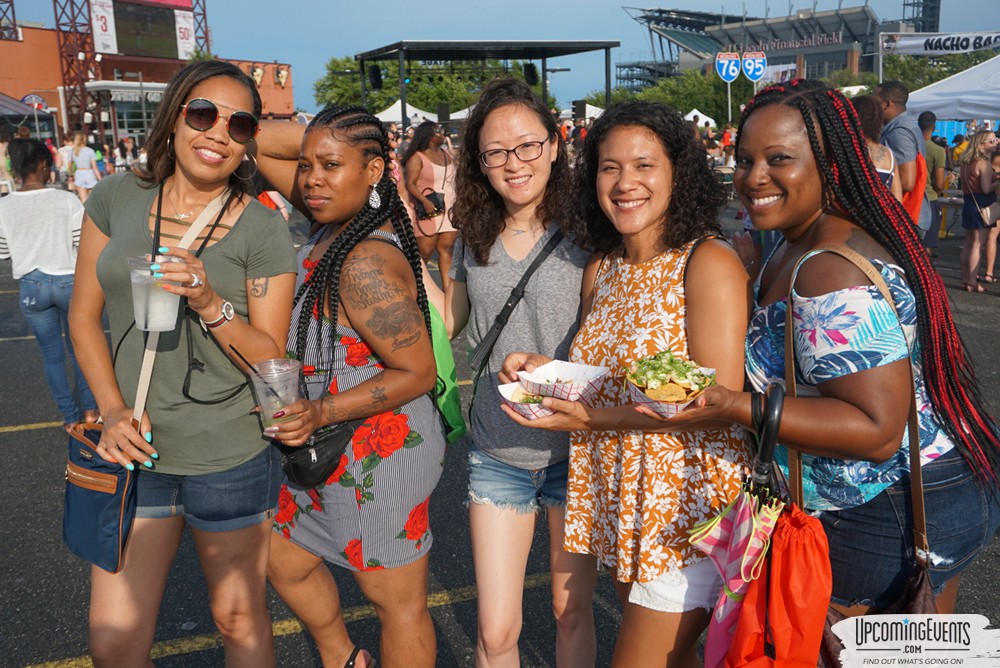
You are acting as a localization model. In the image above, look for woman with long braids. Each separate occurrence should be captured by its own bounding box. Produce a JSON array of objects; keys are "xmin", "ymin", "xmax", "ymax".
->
[
  {"xmin": 659, "ymin": 80, "xmax": 1000, "ymax": 620},
  {"xmin": 256, "ymin": 106, "xmax": 445, "ymax": 668},
  {"xmin": 69, "ymin": 60, "xmax": 297, "ymax": 666},
  {"xmin": 403, "ymin": 121, "xmax": 458, "ymax": 290}
]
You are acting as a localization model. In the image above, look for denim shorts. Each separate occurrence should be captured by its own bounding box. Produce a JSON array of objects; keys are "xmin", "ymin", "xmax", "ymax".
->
[
  {"xmin": 467, "ymin": 446, "xmax": 568, "ymax": 513},
  {"xmin": 135, "ymin": 446, "xmax": 282, "ymax": 532},
  {"xmin": 821, "ymin": 448, "xmax": 1000, "ymax": 607}
]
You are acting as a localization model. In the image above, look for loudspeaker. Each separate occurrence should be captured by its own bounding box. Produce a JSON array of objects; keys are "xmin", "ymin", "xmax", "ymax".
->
[
  {"xmin": 573, "ymin": 100, "xmax": 586, "ymax": 121},
  {"xmin": 437, "ymin": 103, "xmax": 450, "ymax": 123},
  {"xmin": 368, "ymin": 65, "xmax": 383, "ymax": 91},
  {"xmin": 523, "ymin": 63, "xmax": 538, "ymax": 86}
]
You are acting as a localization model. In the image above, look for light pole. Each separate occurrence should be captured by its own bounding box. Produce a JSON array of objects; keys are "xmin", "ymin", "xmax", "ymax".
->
[{"xmin": 541, "ymin": 67, "xmax": 570, "ymax": 111}]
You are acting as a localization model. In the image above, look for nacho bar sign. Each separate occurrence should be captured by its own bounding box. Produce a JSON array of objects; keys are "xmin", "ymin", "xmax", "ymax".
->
[{"xmin": 882, "ymin": 32, "xmax": 1000, "ymax": 56}]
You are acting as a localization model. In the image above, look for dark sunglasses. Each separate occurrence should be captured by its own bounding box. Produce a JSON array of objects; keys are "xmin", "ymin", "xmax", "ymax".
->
[{"xmin": 180, "ymin": 98, "xmax": 260, "ymax": 144}]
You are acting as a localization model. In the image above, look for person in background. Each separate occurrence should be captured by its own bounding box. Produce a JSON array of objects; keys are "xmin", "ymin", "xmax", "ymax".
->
[
  {"xmin": 874, "ymin": 81, "xmax": 931, "ymax": 236},
  {"xmin": 403, "ymin": 122, "xmax": 458, "ymax": 290},
  {"xmin": 677, "ymin": 79, "xmax": 1000, "ymax": 621},
  {"xmin": 502, "ymin": 100, "xmax": 751, "ymax": 667},
  {"xmin": 57, "ymin": 135, "xmax": 74, "ymax": 189},
  {"xmin": 0, "ymin": 134, "xmax": 12, "ymax": 184},
  {"xmin": 69, "ymin": 59, "xmax": 296, "ymax": 667},
  {"xmin": 430, "ymin": 78, "xmax": 597, "ymax": 668},
  {"xmin": 958, "ymin": 129, "xmax": 1000, "ymax": 292},
  {"xmin": 919, "ymin": 111, "xmax": 946, "ymax": 257},
  {"xmin": 850, "ymin": 95, "xmax": 903, "ymax": 203},
  {"xmin": 70, "ymin": 133, "xmax": 100, "ymax": 203},
  {"xmin": 0, "ymin": 138, "xmax": 98, "ymax": 432}
]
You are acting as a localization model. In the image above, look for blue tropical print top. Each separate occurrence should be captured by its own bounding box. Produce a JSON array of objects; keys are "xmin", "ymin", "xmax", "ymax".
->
[{"xmin": 746, "ymin": 248, "xmax": 954, "ymax": 512}]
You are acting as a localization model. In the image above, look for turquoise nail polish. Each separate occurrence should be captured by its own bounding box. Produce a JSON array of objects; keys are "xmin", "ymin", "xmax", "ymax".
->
[
  {"xmin": 125, "ymin": 463, "xmax": 135, "ymax": 471},
  {"xmin": 150, "ymin": 263, "xmax": 161, "ymax": 270},
  {"xmin": 143, "ymin": 460, "xmax": 154, "ymax": 469},
  {"xmin": 153, "ymin": 272, "xmax": 164, "ymax": 278},
  {"xmin": 150, "ymin": 452, "xmax": 159, "ymax": 459},
  {"xmin": 144, "ymin": 432, "xmax": 152, "ymax": 443},
  {"xmin": 158, "ymin": 246, "xmax": 169, "ymax": 253}
]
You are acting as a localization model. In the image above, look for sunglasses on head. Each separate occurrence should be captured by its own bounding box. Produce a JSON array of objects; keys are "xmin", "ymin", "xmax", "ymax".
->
[{"xmin": 180, "ymin": 98, "xmax": 259, "ymax": 144}]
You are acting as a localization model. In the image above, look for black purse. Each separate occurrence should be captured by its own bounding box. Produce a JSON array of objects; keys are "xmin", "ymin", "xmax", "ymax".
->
[
  {"xmin": 413, "ymin": 190, "xmax": 445, "ymax": 220},
  {"xmin": 277, "ymin": 418, "xmax": 364, "ymax": 489}
]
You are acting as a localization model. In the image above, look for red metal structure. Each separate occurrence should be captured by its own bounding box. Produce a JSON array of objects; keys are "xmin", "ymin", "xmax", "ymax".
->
[
  {"xmin": 0, "ymin": 0, "xmax": 17, "ymax": 41},
  {"xmin": 192, "ymin": 0, "xmax": 210, "ymax": 54},
  {"xmin": 53, "ymin": 0, "xmax": 105, "ymax": 137}
]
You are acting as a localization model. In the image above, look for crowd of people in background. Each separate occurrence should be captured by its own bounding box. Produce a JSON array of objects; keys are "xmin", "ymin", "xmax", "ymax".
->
[{"xmin": 3, "ymin": 63, "xmax": 1000, "ymax": 668}]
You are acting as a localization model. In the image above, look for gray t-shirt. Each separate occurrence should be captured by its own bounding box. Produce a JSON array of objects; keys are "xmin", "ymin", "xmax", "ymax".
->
[
  {"xmin": 881, "ymin": 111, "xmax": 932, "ymax": 231},
  {"xmin": 85, "ymin": 173, "xmax": 297, "ymax": 475},
  {"xmin": 450, "ymin": 226, "xmax": 591, "ymax": 469}
]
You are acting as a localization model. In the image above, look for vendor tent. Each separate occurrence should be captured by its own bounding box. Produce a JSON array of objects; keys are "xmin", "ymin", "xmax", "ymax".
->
[
  {"xmin": 685, "ymin": 108, "xmax": 717, "ymax": 130},
  {"xmin": 0, "ymin": 91, "xmax": 55, "ymax": 138},
  {"xmin": 908, "ymin": 54, "xmax": 1000, "ymax": 120},
  {"xmin": 374, "ymin": 100, "xmax": 437, "ymax": 125}
]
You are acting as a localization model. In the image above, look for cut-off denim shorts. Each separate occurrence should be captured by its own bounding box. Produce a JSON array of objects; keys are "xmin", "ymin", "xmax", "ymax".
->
[
  {"xmin": 821, "ymin": 448, "xmax": 1000, "ymax": 608},
  {"xmin": 467, "ymin": 445, "xmax": 568, "ymax": 514},
  {"xmin": 135, "ymin": 446, "xmax": 282, "ymax": 532}
]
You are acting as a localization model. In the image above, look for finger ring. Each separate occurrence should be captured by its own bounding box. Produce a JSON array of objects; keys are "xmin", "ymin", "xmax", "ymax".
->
[{"xmin": 188, "ymin": 273, "xmax": 203, "ymax": 288}]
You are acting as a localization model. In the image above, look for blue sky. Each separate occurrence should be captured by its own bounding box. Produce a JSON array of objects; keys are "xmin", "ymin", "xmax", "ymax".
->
[{"xmin": 14, "ymin": 0, "xmax": 996, "ymax": 112}]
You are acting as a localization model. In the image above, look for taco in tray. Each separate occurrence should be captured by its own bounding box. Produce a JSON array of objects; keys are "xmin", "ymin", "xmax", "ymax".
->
[{"xmin": 625, "ymin": 351, "xmax": 716, "ymax": 403}]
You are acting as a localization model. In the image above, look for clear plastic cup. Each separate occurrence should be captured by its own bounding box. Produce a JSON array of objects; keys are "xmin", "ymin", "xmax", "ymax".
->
[
  {"xmin": 249, "ymin": 359, "xmax": 303, "ymax": 428},
  {"xmin": 127, "ymin": 255, "xmax": 182, "ymax": 332}
]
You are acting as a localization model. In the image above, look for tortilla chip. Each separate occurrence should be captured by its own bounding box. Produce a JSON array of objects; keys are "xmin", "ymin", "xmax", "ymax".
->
[{"xmin": 645, "ymin": 382, "xmax": 689, "ymax": 402}]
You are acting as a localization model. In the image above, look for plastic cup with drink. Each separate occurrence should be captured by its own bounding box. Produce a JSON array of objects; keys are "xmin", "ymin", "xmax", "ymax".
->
[
  {"xmin": 127, "ymin": 255, "xmax": 183, "ymax": 332},
  {"xmin": 249, "ymin": 359, "xmax": 303, "ymax": 429}
]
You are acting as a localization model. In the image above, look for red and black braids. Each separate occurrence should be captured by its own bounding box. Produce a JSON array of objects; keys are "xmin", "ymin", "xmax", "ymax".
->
[{"xmin": 737, "ymin": 79, "xmax": 1000, "ymax": 486}]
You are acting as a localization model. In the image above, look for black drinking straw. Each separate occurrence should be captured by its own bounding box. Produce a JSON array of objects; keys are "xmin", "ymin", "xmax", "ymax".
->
[
  {"xmin": 228, "ymin": 344, "xmax": 260, "ymax": 374},
  {"xmin": 152, "ymin": 182, "xmax": 165, "ymax": 262}
]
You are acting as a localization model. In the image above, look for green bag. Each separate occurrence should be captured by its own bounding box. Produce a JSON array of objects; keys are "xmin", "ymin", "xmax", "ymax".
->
[{"xmin": 429, "ymin": 302, "xmax": 466, "ymax": 444}]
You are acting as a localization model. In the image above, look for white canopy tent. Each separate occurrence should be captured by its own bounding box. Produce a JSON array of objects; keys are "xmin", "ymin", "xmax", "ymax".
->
[
  {"xmin": 684, "ymin": 108, "xmax": 717, "ymax": 129},
  {"xmin": 374, "ymin": 100, "xmax": 437, "ymax": 125},
  {"xmin": 908, "ymin": 54, "xmax": 1000, "ymax": 120}
]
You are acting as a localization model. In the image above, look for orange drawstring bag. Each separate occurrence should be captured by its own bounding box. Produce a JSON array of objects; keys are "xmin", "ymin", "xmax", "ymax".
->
[{"xmin": 725, "ymin": 503, "xmax": 832, "ymax": 667}]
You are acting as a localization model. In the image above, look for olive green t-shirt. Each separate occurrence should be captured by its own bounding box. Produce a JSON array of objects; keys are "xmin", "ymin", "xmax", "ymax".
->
[{"xmin": 85, "ymin": 173, "xmax": 297, "ymax": 475}]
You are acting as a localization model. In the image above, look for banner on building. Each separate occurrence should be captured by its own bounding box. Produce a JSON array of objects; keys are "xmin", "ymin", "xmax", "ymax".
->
[
  {"xmin": 881, "ymin": 32, "xmax": 1000, "ymax": 56},
  {"xmin": 91, "ymin": 0, "xmax": 119, "ymax": 55},
  {"xmin": 175, "ymin": 10, "xmax": 195, "ymax": 60}
]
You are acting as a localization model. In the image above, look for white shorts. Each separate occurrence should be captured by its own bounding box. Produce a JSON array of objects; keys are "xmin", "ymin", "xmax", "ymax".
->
[{"xmin": 627, "ymin": 557, "xmax": 722, "ymax": 613}]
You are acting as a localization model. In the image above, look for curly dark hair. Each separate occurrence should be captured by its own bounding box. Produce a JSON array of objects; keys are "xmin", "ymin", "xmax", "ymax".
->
[
  {"xmin": 136, "ymin": 60, "xmax": 261, "ymax": 198},
  {"xmin": 849, "ymin": 95, "xmax": 884, "ymax": 143},
  {"xmin": 738, "ymin": 78, "xmax": 1000, "ymax": 486},
  {"xmin": 401, "ymin": 121, "xmax": 439, "ymax": 167},
  {"xmin": 571, "ymin": 100, "xmax": 725, "ymax": 254},
  {"xmin": 451, "ymin": 78, "xmax": 576, "ymax": 265},
  {"xmin": 293, "ymin": 105, "xmax": 431, "ymax": 370}
]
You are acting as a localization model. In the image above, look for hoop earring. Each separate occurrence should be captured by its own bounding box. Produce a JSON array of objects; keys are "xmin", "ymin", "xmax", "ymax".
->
[
  {"xmin": 167, "ymin": 135, "xmax": 175, "ymax": 161},
  {"xmin": 246, "ymin": 152, "xmax": 259, "ymax": 176},
  {"xmin": 368, "ymin": 186, "xmax": 381, "ymax": 209}
]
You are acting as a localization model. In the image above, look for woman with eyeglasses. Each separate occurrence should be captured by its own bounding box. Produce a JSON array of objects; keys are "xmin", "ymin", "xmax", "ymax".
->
[
  {"xmin": 403, "ymin": 121, "xmax": 459, "ymax": 291},
  {"xmin": 68, "ymin": 60, "xmax": 296, "ymax": 667},
  {"xmin": 426, "ymin": 78, "xmax": 597, "ymax": 667},
  {"xmin": 958, "ymin": 129, "xmax": 1000, "ymax": 291}
]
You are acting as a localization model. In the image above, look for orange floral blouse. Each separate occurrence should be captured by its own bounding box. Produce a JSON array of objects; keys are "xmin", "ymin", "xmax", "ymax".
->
[{"xmin": 565, "ymin": 240, "xmax": 751, "ymax": 583}]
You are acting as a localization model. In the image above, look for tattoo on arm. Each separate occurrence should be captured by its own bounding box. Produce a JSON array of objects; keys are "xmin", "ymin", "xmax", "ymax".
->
[
  {"xmin": 370, "ymin": 386, "xmax": 389, "ymax": 406},
  {"xmin": 341, "ymin": 253, "xmax": 406, "ymax": 310},
  {"xmin": 250, "ymin": 277, "xmax": 269, "ymax": 298},
  {"xmin": 365, "ymin": 300, "xmax": 424, "ymax": 351},
  {"xmin": 320, "ymin": 395, "xmax": 336, "ymax": 424}
]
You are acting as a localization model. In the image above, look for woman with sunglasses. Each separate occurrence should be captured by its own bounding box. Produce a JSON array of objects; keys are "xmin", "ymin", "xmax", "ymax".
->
[
  {"xmin": 427, "ymin": 78, "xmax": 597, "ymax": 667},
  {"xmin": 403, "ymin": 121, "xmax": 458, "ymax": 291},
  {"xmin": 69, "ymin": 60, "xmax": 296, "ymax": 667}
]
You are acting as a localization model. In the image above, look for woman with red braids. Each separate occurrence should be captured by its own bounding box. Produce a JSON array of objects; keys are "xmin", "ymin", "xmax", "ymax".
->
[{"xmin": 656, "ymin": 79, "xmax": 1000, "ymax": 617}]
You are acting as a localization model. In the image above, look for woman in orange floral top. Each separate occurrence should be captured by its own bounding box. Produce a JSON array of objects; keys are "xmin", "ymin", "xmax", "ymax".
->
[
  {"xmin": 501, "ymin": 102, "xmax": 752, "ymax": 667},
  {"xmin": 257, "ymin": 107, "xmax": 445, "ymax": 668}
]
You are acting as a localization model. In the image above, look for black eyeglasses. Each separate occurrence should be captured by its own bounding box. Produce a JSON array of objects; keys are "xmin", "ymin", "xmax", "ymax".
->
[
  {"xmin": 479, "ymin": 137, "xmax": 549, "ymax": 168},
  {"xmin": 180, "ymin": 98, "xmax": 260, "ymax": 144}
]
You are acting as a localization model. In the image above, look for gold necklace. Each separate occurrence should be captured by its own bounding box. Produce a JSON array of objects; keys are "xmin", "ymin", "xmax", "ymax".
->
[{"xmin": 168, "ymin": 190, "xmax": 212, "ymax": 221}]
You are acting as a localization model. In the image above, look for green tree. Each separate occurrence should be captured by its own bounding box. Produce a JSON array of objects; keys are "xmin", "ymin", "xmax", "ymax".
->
[
  {"xmin": 186, "ymin": 47, "xmax": 213, "ymax": 63},
  {"xmin": 821, "ymin": 68, "xmax": 879, "ymax": 90},
  {"xmin": 583, "ymin": 86, "xmax": 635, "ymax": 108},
  {"xmin": 313, "ymin": 57, "xmax": 554, "ymax": 115},
  {"xmin": 636, "ymin": 69, "xmax": 753, "ymax": 128},
  {"xmin": 882, "ymin": 50, "xmax": 997, "ymax": 92}
]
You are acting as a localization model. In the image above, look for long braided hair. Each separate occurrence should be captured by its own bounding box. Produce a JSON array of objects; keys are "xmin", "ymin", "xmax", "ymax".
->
[
  {"xmin": 737, "ymin": 79, "xmax": 1000, "ymax": 485},
  {"xmin": 292, "ymin": 105, "xmax": 431, "ymax": 367}
]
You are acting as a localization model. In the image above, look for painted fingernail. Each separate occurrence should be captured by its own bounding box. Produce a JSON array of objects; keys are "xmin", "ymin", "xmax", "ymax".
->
[
  {"xmin": 144, "ymin": 432, "xmax": 152, "ymax": 443},
  {"xmin": 143, "ymin": 460, "xmax": 154, "ymax": 469},
  {"xmin": 272, "ymin": 410, "xmax": 286, "ymax": 419},
  {"xmin": 125, "ymin": 463, "xmax": 135, "ymax": 471},
  {"xmin": 150, "ymin": 263, "xmax": 161, "ymax": 271},
  {"xmin": 153, "ymin": 272, "xmax": 164, "ymax": 279},
  {"xmin": 264, "ymin": 427, "xmax": 279, "ymax": 434},
  {"xmin": 158, "ymin": 246, "xmax": 169, "ymax": 253},
  {"xmin": 150, "ymin": 452, "xmax": 159, "ymax": 459}
]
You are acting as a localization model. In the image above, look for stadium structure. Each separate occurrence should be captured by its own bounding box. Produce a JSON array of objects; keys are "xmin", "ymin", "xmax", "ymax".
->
[{"xmin": 618, "ymin": 1, "xmax": 941, "ymax": 92}]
